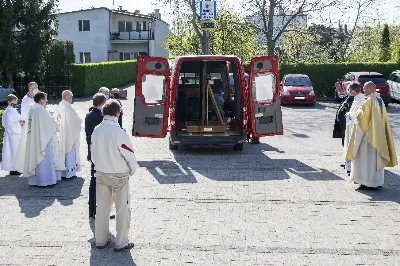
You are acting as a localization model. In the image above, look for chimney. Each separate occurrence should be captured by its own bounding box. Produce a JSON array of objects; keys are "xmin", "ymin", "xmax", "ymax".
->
[{"xmin": 154, "ymin": 9, "xmax": 161, "ymax": 19}]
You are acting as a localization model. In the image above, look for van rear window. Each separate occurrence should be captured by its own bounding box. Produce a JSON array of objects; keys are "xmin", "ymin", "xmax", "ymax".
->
[{"xmin": 358, "ymin": 75, "xmax": 386, "ymax": 84}]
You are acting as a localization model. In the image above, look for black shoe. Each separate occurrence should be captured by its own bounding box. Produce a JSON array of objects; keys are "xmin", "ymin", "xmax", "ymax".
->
[
  {"xmin": 96, "ymin": 239, "xmax": 112, "ymax": 249},
  {"xmin": 10, "ymin": 171, "xmax": 21, "ymax": 176},
  {"xmin": 358, "ymin": 185, "xmax": 378, "ymax": 191},
  {"xmin": 114, "ymin": 243, "xmax": 134, "ymax": 252}
]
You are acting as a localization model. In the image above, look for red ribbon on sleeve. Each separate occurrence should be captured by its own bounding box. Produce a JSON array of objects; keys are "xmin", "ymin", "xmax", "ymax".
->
[{"xmin": 121, "ymin": 144, "xmax": 134, "ymax": 153}]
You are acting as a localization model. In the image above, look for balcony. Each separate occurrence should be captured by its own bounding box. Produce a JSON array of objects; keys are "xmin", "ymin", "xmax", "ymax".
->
[{"xmin": 110, "ymin": 30, "xmax": 154, "ymax": 43}]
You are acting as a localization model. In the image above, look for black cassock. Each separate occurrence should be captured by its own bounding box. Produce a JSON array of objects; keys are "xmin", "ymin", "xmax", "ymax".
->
[{"xmin": 333, "ymin": 96, "xmax": 354, "ymax": 146}]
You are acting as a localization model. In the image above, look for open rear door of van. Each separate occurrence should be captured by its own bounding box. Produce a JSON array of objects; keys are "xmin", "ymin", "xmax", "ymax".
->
[
  {"xmin": 133, "ymin": 56, "xmax": 170, "ymax": 138},
  {"xmin": 248, "ymin": 56, "xmax": 283, "ymax": 137}
]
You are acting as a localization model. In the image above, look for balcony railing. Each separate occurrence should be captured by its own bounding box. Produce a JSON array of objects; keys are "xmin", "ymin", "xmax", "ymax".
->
[{"xmin": 110, "ymin": 30, "xmax": 154, "ymax": 41}]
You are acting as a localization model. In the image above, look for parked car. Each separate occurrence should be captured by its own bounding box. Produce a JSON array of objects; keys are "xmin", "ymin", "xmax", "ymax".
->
[
  {"xmin": 0, "ymin": 81, "xmax": 16, "ymax": 103},
  {"xmin": 388, "ymin": 70, "xmax": 400, "ymax": 102},
  {"xmin": 334, "ymin": 72, "xmax": 391, "ymax": 106},
  {"xmin": 280, "ymin": 74, "xmax": 316, "ymax": 105}
]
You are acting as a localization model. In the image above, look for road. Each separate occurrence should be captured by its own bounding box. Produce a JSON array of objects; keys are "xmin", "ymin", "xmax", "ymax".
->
[{"xmin": 0, "ymin": 86, "xmax": 400, "ymax": 265}]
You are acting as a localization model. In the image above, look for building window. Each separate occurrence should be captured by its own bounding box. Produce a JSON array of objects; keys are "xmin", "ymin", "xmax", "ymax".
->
[
  {"xmin": 143, "ymin": 21, "xmax": 147, "ymax": 30},
  {"xmin": 136, "ymin": 22, "xmax": 142, "ymax": 31},
  {"xmin": 118, "ymin": 21, "xmax": 133, "ymax": 32},
  {"xmin": 79, "ymin": 20, "xmax": 90, "ymax": 31},
  {"xmin": 79, "ymin": 52, "xmax": 91, "ymax": 63},
  {"xmin": 119, "ymin": 52, "xmax": 131, "ymax": 61}
]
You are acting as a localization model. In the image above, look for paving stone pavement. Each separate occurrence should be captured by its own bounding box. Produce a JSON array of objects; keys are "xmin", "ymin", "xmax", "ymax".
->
[{"xmin": 1, "ymin": 87, "xmax": 400, "ymax": 266}]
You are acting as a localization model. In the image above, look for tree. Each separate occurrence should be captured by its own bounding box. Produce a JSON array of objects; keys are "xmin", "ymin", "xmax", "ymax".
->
[
  {"xmin": 244, "ymin": 0, "xmax": 337, "ymax": 56},
  {"xmin": 338, "ymin": 0, "xmax": 377, "ymax": 61},
  {"xmin": 282, "ymin": 24, "xmax": 347, "ymax": 63},
  {"xmin": 165, "ymin": 9, "xmax": 259, "ymax": 62},
  {"xmin": 0, "ymin": 0, "xmax": 59, "ymax": 86},
  {"xmin": 379, "ymin": 24, "xmax": 391, "ymax": 62},
  {"xmin": 43, "ymin": 40, "xmax": 75, "ymax": 85},
  {"xmin": 158, "ymin": 0, "xmax": 209, "ymax": 54}
]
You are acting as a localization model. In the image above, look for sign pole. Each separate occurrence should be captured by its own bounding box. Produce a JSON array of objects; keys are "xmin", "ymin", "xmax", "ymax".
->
[{"xmin": 200, "ymin": 1, "xmax": 216, "ymax": 55}]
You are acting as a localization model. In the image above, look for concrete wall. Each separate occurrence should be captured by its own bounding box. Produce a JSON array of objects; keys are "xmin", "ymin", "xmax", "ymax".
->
[
  {"xmin": 152, "ymin": 20, "xmax": 170, "ymax": 58},
  {"xmin": 57, "ymin": 9, "xmax": 111, "ymax": 63}
]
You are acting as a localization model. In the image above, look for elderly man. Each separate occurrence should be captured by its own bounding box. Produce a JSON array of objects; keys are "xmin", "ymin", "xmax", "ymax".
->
[
  {"xmin": 20, "ymin": 82, "xmax": 38, "ymax": 121},
  {"xmin": 346, "ymin": 82, "xmax": 398, "ymax": 190},
  {"xmin": 86, "ymin": 93, "xmax": 107, "ymax": 218},
  {"xmin": 14, "ymin": 92, "xmax": 64, "ymax": 186},
  {"xmin": 99, "ymin": 87, "xmax": 110, "ymax": 100},
  {"xmin": 56, "ymin": 90, "xmax": 82, "ymax": 179},
  {"xmin": 91, "ymin": 99, "xmax": 137, "ymax": 251}
]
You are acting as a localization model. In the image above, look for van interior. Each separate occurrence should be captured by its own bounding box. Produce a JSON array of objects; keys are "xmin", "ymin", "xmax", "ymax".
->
[{"xmin": 175, "ymin": 60, "xmax": 244, "ymax": 136}]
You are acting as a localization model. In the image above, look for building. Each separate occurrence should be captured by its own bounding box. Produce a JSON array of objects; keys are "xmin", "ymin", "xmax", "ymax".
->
[
  {"xmin": 249, "ymin": 7, "xmax": 307, "ymax": 46},
  {"xmin": 57, "ymin": 7, "xmax": 170, "ymax": 63}
]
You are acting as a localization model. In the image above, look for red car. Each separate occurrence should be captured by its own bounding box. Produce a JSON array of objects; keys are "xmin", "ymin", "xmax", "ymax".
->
[
  {"xmin": 334, "ymin": 72, "xmax": 391, "ymax": 106},
  {"xmin": 280, "ymin": 74, "xmax": 316, "ymax": 105}
]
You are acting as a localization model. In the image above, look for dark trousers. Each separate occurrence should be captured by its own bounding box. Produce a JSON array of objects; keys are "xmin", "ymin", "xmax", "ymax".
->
[{"xmin": 89, "ymin": 163, "xmax": 96, "ymax": 216}]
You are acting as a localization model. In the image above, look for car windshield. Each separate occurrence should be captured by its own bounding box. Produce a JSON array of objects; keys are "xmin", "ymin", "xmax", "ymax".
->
[
  {"xmin": 284, "ymin": 76, "xmax": 311, "ymax": 87},
  {"xmin": 358, "ymin": 75, "xmax": 386, "ymax": 84}
]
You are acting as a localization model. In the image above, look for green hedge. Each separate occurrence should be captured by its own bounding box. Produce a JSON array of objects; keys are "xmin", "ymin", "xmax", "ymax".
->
[
  {"xmin": 70, "ymin": 60, "xmax": 138, "ymax": 97},
  {"xmin": 0, "ymin": 110, "xmax": 4, "ymax": 150},
  {"xmin": 245, "ymin": 62, "xmax": 400, "ymax": 98}
]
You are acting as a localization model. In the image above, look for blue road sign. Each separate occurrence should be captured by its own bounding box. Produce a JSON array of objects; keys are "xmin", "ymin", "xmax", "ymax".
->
[{"xmin": 200, "ymin": 1, "xmax": 217, "ymax": 20}]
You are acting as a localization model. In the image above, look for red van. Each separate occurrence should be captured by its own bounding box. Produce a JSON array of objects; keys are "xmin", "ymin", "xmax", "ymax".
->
[{"xmin": 132, "ymin": 55, "xmax": 283, "ymax": 151}]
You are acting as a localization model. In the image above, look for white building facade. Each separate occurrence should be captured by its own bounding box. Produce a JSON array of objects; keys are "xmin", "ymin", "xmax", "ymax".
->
[
  {"xmin": 250, "ymin": 8, "xmax": 307, "ymax": 47},
  {"xmin": 57, "ymin": 7, "xmax": 170, "ymax": 63}
]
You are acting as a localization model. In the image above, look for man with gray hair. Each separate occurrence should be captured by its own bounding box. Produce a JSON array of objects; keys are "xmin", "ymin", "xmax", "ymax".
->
[
  {"xmin": 91, "ymin": 99, "xmax": 137, "ymax": 251},
  {"xmin": 56, "ymin": 90, "xmax": 82, "ymax": 179},
  {"xmin": 99, "ymin": 87, "xmax": 110, "ymax": 99},
  {"xmin": 20, "ymin": 82, "xmax": 38, "ymax": 121},
  {"xmin": 346, "ymin": 81, "xmax": 397, "ymax": 190}
]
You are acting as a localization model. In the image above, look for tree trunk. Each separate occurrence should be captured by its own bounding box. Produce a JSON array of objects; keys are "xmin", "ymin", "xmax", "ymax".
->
[
  {"xmin": 266, "ymin": 0, "xmax": 276, "ymax": 56},
  {"xmin": 7, "ymin": 71, "xmax": 14, "ymax": 88}
]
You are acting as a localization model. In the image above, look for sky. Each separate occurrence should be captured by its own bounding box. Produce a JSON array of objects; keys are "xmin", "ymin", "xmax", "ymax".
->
[{"xmin": 59, "ymin": 0, "xmax": 400, "ymax": 25}]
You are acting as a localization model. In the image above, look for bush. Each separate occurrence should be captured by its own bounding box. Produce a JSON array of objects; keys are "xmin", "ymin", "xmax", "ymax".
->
[
  {"xmin": 70, "ymin": 60, "xmax": 137, "ymax": 97},
  {"xmin": 244, "ymin": 62, "xmax": 400, "ymax": 98},
  {"xmin": 0, "ymin": 110, "xmax": 4, "ymax": 150}
]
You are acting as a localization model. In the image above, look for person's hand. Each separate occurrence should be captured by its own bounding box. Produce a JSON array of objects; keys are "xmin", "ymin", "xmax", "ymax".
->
[{"xmin": 19, "ymin": 120, "xmax": 25, "ymax": 126}]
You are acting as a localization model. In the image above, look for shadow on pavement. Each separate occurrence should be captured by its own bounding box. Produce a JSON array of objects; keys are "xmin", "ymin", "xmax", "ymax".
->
[
  {"xmin": 356, "ymin": 170, "xmax": 400, "ymax": 204},
  {"xmin": 0, "ymin": 175, "xmax": 84, "ymax": 218},
  {"xmin": 139, "ymin": 143, "xmax": 343, "ymax": 184},
  {"xmin": 282, "ymin": 102, "xmax": 337, "ymax": 110},
  {"xmin": 89, "ymin": 238, "xmax": 137, "ymax": 266}
]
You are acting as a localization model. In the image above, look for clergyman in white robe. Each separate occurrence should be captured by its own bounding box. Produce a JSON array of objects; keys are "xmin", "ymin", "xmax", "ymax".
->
[
  {"xmin": 346, "ymin": 90, "xmax": 398, "ymax": 189},
  {"xmin": 343, "ymin": 92, "xmax": 365, "ymax": 173},
  {"xmin": 55, "ymin": 98, "xmax": 82, "ymax": 179},
  {"xmin": 1, "ymin": 106, "xmax": 22, "ymax": 173},
  {"xmin": 13, "ymin": 103, "xmax": 66, "ymax": 187}
]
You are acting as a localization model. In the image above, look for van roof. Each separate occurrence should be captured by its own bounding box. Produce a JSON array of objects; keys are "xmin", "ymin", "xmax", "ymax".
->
[{"xmin": 175, "ymin": 55, "xmax": 241, "ymax": 62}]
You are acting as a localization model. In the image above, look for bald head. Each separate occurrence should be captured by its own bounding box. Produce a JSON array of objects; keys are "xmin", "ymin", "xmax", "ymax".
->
[{"xmin": 363, "ymin": 81, "xmax": 376, "ymax": 96}]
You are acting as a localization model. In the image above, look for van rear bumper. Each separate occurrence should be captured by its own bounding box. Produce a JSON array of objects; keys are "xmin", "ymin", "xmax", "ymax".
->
[{"xmin": 170, "ymin": 134, "xmax": 246, "ymax": 146}]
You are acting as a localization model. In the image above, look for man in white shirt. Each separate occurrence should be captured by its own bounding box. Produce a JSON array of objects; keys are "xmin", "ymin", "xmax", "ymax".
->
[
  {"xmin": 20, "ymin": 82, "xmax": 38, "ymax": 121},
  {"xmin": 91, "ymin": 99, "xmax": 137, "ymax": 252}
]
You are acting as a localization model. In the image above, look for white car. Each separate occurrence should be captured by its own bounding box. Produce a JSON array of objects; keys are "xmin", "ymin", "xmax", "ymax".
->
[
  {"xmin": 388, "ymin": 70, "xmax": 400, "ymax": 102},
  {"xmin": 0, "ymin": 81, "xmax": 16, "ymax": 103}
]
